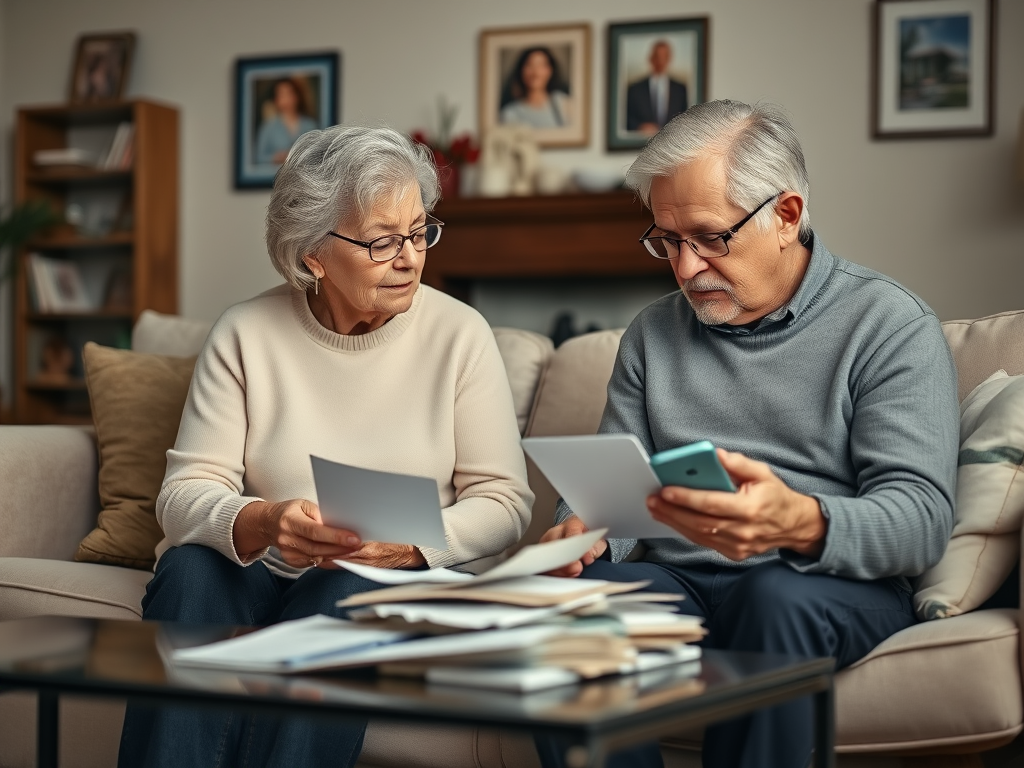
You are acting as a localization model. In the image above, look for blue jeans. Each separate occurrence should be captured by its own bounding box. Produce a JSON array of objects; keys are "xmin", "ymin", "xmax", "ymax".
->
[
  {"xmin": 536, "ymin": 559, "xmax": 916, "ymax": 768},
  {"xmin": 118, "ymin": 544, "xmax": 383, "ymax": 768}
]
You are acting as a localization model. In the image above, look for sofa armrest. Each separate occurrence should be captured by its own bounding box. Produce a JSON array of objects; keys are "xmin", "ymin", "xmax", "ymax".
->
[{"xmin": 0, "ymin": 426, "xmax": 100, "ymax": 561}]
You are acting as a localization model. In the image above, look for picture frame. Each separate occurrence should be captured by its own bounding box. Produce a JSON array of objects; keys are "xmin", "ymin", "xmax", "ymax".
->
[
  {"xmin": 233, "ymin": 51, "xmax": 340, "ymax": 189},
  {"xmin": 606, "ymin": 17, "xmax": 709, "ymax": 152},
  {"xmin": 68, "ymin": 31, "xmax": 135, "ymax": 104},
  {"xmin": 872, "ymin": 0, "xmax": 995, "ymax": 139},
  {"xmin": 478, "ymin": 24, "xmax": 591, "ymax": 149}
]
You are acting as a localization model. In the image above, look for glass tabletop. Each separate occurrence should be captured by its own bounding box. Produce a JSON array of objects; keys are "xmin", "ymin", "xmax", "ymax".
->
[{"xmin": 0, "ymin": 616, "xmax": 834, "ymax": 733}]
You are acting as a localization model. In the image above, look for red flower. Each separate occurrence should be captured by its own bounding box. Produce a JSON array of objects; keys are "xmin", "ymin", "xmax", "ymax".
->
[{"xmin": 410, "ymin": 130, "xmax": 479, "ymax": 166}]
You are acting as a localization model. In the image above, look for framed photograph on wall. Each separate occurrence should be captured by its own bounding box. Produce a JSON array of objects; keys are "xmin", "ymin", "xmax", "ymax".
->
[
  {"xmin": 479, "ymin": 24, "xmax": 590, "ymax": 148},
  {"xmin": 68, "ymin": 31, "xmax": 135, "ymax": 104},
  {"xmin": 234, "ymin": 51, "xmax": 340, "ymax": 189},
  {"xmin": 606, "ymin": 17, "xmax": 708, "ymax": 152},
  {"xmin": 872, "ymin": 0, "xmax": 994, "ymax": 139}
]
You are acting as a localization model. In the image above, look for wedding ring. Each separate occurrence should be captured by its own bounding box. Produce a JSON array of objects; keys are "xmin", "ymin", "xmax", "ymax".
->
[
  {"xmin": 711, "ymin": 527, "xmax": 719, "ymax": 535},
  {"xmin": 702, "ymin": 526, "xmax": 719, "ymax": 535},
  {"xmin": 309, "ymin": 555, "xmax": 323, "ymax": 567}
]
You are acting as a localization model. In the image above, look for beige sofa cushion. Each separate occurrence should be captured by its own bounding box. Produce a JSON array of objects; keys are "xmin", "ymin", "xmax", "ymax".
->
[
  {"xmin": 0, "ymin": 558, "xmax": 150, "ymax": 622},
  {"xmin": 915, "ymin": 372, "xmax": 1024, "ymax": 619},
  {"xmin": 76, "ymin": 343, "xmax": 196, "ymax": 570},
  {"xmin": 835, "ymin": 608, "xmax": 1021, "ymax": 751},
  {"xmin": 492, "ymin": 327, "xmax": 555, "ymax": 435},
  {"xmin": 942, "ymin": 310, "xmax": 1024, "ymax": 402}
]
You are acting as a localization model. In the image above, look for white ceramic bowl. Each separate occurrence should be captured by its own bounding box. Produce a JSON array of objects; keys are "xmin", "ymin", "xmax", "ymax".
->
[{"xmin": 572, "ymin": 168, "xmax": 626, "ymax": 193}]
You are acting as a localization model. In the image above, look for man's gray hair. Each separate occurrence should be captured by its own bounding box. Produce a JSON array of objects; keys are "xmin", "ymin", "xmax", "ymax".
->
[
  {"xmin": 266, "ymin": 125, "xmax": 440, "ymax": 290},
  {"xmin": 625, "ymin": 100, "xmax": 811, "ymax": 237}
]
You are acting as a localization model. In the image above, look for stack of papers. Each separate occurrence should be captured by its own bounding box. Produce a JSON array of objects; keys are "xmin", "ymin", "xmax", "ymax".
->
[{"xmin": 171, "ymin": 531, "xmax": 705, "ymax": 692}]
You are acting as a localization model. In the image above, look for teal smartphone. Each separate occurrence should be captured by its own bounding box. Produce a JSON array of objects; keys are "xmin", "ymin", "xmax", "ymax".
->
[{"xmin": 649, "ymin": 441, "xmax": 736, "ymax": 492}]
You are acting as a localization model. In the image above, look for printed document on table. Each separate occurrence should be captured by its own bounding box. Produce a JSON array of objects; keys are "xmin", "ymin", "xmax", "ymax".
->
[
  {"xmin": 334, "ymin": 528, "xmax": 608, "ymax": 586},
  {"xmin": 522, "ymin": 434, "xmax": 681, "ymax": 539},
  {"xmin": 311, "ymin": 455, "xmax": 448, "ymax": 550}
]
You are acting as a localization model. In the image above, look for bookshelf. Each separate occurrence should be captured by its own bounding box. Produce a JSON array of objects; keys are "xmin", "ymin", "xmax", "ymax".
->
[{"xmin": 12, "ymin": 99, "xmax": 179, "ymax": 424}]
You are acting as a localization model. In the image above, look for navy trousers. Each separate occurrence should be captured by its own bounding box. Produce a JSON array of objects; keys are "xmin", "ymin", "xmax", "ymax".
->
[
  {"xmin": 118, "ymin": 544, "xmax": 383, "ymax": 768},
  {"xmin": 536, "ymin": 559, "xmax": 916, "ymax": 768}
]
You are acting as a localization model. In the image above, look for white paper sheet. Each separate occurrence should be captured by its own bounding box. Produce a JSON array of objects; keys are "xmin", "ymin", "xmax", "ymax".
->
[
  {"xmin": 522, "ymin": 434, "xmax": 681, "ymax": 539},
  {"xmin": 171, "ymin": 615, "xmax": 411, "ymax": 671},
  {"xmin": 311, "ymin": 455, "xmax": 448, "ymax": 550},
  {"xmin": 335, "ymin": 561, "xmax": 473, "ymax": 585},
  {"xmin": 333, "ymin": 528, "xmax": 608, "ymax": 586},
  {"xmin": 349, "ymin": 593, "xmax": 607, "ymax": 630},
  {"xmin": 172, "ymin": 620, "xmax": 570, "ymax": 673}
]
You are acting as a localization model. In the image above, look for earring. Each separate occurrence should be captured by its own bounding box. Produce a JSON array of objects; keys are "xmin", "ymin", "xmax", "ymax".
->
[{"xmin": 315, "ymin": 275, "xmax": 320, "ymax": 295}]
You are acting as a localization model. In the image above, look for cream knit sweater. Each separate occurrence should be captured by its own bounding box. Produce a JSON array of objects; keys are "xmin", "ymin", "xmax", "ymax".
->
[{"xmin": 155, "ymin": 284, "xmax": 534, "ymax": 576}]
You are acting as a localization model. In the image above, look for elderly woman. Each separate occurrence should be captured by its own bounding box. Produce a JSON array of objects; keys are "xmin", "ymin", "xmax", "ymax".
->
[{"xmin": 118, "ymin": 125, "xmax": 534, "ymax": 768}]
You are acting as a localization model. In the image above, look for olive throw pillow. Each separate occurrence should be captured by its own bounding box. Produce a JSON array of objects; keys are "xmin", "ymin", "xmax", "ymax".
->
[
  {"xmin": 914, "ymin": 370, "xmax": 1024, "ymax": 620},
  {"xmin": 75, "ymin": 342, "xmax": 196, "ymax": 569}
]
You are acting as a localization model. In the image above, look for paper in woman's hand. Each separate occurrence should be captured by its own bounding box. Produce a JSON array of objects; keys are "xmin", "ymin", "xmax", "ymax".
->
[{"xmin": 311, "ymin": 455, "xmax": 449, "ymax": 550}]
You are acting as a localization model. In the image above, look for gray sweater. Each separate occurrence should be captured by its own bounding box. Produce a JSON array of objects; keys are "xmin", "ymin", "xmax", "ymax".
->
[{"xmin": 556, "ymin": 235, "xmax": 959, "ymax": 580}]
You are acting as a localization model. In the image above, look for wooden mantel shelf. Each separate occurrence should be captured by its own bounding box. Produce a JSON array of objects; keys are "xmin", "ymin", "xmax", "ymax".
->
[{"xmin": 425, "ymin": 191, "xmax": 659, "ymax": 301}]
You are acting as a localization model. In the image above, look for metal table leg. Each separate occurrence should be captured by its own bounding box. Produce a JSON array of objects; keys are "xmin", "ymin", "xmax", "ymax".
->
[
  {"xmin": 813, "ymin": 680, "xmax": 835, "ymax": 768},
  {"xmin": 38, "ymin": 691, "xmax": 59, "ymax": 768}
]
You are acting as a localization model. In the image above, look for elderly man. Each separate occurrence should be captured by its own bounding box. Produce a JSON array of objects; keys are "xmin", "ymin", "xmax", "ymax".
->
[{"xmin": 537, "ymin": 100, "xmax": 959, "ymax": 768}]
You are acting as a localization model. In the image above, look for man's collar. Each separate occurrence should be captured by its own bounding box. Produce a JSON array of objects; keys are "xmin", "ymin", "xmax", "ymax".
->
[{"xmin": 709, "ymin": 231, "xmax": 833, "ymax": 335}]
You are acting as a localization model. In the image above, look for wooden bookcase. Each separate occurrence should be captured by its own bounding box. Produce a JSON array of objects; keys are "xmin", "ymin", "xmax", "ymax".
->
[{"xmin": 12, "ymin": 99, "xmax": 179, "ymax": 424}]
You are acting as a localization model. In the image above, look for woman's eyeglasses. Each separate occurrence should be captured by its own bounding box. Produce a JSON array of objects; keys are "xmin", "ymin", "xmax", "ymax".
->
[{"xmin": 328, "ymin": 215, "xmax": 444, "ymax": 263}]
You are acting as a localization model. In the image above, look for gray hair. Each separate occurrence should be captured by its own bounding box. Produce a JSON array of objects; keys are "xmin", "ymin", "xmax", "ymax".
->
[
  {"xmin": 266, "ymin": 125, "xmax": 440, "ymax": 290},
  {"xmin": 625, "ymin": 100, "xmax": 811, "ymax": 237}
]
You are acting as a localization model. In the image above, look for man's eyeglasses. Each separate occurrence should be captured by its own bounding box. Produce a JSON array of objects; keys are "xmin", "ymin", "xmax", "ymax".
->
[
  {"xmin": 639, "ymin": 194, "xmax": 781, "ymax": 260},
  {"xmin": 328, "ymin": 215, "xmax": 444, "ymax": 263}
]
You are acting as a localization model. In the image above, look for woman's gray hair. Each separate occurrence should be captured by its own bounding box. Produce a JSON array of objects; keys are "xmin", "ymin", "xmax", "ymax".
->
[
  {"xmin": 266, "ymin": 125, "xmax": 440, "ymax": 290},
  {"xmin": 625, "ymin": 100, "xmax": 811, "ymax": 237}
]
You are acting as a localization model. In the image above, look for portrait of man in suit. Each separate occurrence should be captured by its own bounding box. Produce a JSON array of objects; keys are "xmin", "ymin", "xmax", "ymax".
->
[{"xmin": 625, "ymin": 40, "xmax": 688, "ymax": 135}]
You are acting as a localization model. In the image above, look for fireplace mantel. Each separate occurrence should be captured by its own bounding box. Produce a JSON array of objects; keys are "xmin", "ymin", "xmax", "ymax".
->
[{"xmin": 426, "ymin": 191, "xmax": 659, "ymax": 303}]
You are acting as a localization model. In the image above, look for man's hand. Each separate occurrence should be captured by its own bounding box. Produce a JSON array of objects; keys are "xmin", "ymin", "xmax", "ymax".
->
[
  {"xmin": 233, "ymin": 499, "xmax": 362, "ymax": 568},
  {"xmin": 538, "ymin": 515, "xmax": 608, "ymax": 578},
  {"xmin": 335, "ymin": 542, "xmax": 426, "ymax": 569},
  {"xmin": 647, "ymin": 449, "xmax": 827, "ymax": 562}
]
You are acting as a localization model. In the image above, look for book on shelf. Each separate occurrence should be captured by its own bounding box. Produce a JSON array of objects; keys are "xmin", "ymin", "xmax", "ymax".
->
[
  {"xmin": 32, "ymin": 147, "xmax": 97, "ymax": 167},
  {"xmin": 27, "ymin": 253, "xmax": 94, "ymax": 313},
  {"xmin": 100, "ymin": 122, "xmax": 135, "ymax": 171}
]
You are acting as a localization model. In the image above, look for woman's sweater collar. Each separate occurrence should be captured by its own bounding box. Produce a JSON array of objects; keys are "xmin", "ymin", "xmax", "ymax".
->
[{"xmin": 291, "ymin": 285, "xmax": 423, "ymax": 351}]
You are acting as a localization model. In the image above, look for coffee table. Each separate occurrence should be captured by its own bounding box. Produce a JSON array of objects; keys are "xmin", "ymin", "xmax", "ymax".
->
[{"xmin": 0, "ymin": 616, "xmax": 835, "ymax": 768}]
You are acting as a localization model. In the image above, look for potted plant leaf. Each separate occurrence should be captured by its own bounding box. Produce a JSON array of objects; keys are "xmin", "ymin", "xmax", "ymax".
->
[{"xmin": 0, "ymin": 200, "xmax": 59, "ymax": 421}]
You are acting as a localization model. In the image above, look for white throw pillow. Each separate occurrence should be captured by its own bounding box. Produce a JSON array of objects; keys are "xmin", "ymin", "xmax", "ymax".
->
[
  {"xmin": 492, "ymin": 327, "xmax": 554, "ymax": 435},
  {"xmin": 132, "ymin": 309, "xmax": 213, "ymax": 357},
  {"xmin": 914, "ymin": 370, "xmax": 1024, "ymax": 619}
]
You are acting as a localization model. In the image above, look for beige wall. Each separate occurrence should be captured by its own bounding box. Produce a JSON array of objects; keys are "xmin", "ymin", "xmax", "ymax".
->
[{"xmin": 1, "ymin": 0, "xmax": 1022, "ymax": 398}]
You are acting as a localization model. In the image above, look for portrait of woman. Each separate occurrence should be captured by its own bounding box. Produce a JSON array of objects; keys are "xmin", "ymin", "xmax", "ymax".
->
[
  {"xmin": 118, "ymin": 125, "xmax": 534, "ymax": 767},
  {"xmin": 479, "ymin": 24, "xmax": 590, "ymax": 148},
  {"xmin": 499, "ymin": 46, "xmax": 574, "ymax": 130},
  {"xmin": 255, "ymin": 77, "xmax": 319, "ymax": 165},
  {"xmin": 234, "ymin": 51, "xmax": 339, "ymax": 188}
]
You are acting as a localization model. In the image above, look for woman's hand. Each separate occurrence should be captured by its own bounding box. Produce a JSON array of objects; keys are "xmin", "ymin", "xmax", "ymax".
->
[
  {"xmin": 538, "ymin": 515, "xmax": 607, "ymax": 578},
  {"xmin": 335, "ymin": 542, "xmax": 426, "ymax": 569},
  {"xmin": 233, "ymin": 499, "xmax": 362, "ymax": 568}
]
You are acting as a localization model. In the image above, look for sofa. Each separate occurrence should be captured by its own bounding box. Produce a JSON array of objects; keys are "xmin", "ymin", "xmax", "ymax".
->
[{"xmin": 1, "ymin": 308, "xmax": 1023, "ymax": 768}]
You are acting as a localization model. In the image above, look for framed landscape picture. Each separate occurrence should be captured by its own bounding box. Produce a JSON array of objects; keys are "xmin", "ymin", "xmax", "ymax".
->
[
  {"xmin": 872, "ymin": 0, "xmax": 994, "ymax": 139},
  {"xmin": 233, "ymin": 51, "xmax": 340, "ymax": 189},
  {"xmin": 606, "ymin": 18, "xmax": 708, "ymax": 151},
  {"xmin": 479, "ymin": 23, "xmax": 590, "ymax": 148}
]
